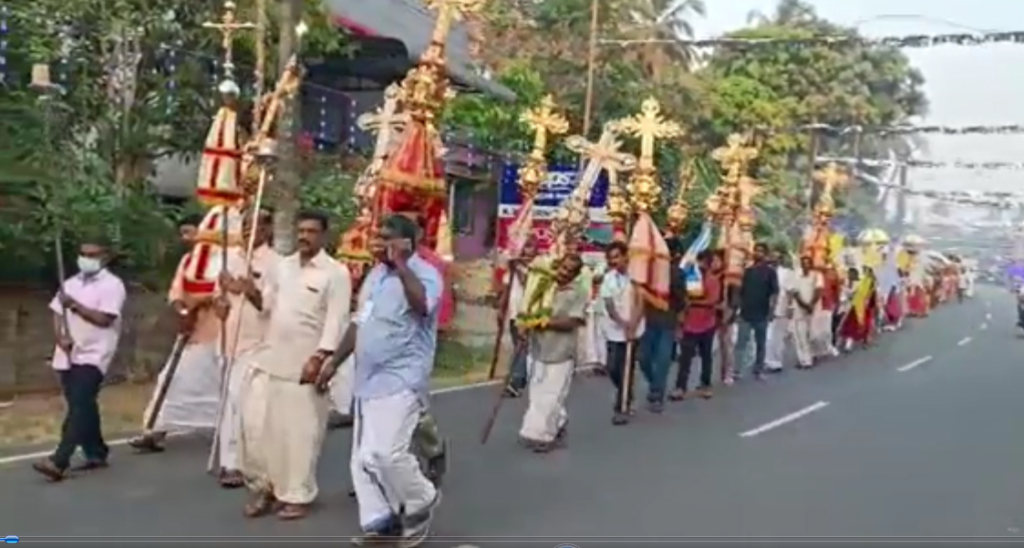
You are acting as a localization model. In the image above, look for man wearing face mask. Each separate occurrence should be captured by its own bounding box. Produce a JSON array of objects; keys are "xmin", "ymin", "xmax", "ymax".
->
[
  {"xmin": 32, "ymin": 237, "xmax": 127, "ymax": 482},
  {"xmin": 319, "ymin": 214, "xmax": 442, "ymax": 545}
]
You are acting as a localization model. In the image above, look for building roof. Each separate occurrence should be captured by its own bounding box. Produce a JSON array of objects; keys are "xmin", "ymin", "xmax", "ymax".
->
[{"xmin": 323, "ymin": 0, "xmax": 516, "ymax": 102}]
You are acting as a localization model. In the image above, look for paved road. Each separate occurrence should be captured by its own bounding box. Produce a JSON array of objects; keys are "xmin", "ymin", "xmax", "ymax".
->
[{"xmin": 2, "ymin": 287, "xmax": 1019, "ymax": 540}]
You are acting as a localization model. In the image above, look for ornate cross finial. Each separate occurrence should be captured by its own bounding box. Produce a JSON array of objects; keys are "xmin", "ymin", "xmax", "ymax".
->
[
  {"xmin": 812, "ymin": 161, "xmax": 848, "ymax": 199},
  {"xmin": 424, "ymin": 0, "xmax": 486, "ymax": 44},
  {"xmin": 614, "ymin": 98, "xmax": 682, "ymax": 170},
  {"xmin": 202, "ymin": 1, "xmax": 256, "ymax": 81},
  {"xmin": 712, "ymin": 133, "xmax": 759, "ymax": 174},
  {"xmin": 522, "ymin": 95, "xmax": 569, "ymax": 154},
  {"xmin": 358, "ymin": 84, "xmax": 410, "ymax": 163},
  {"xmin": 565, "ymin": 127, "xmax": 638, "ymax": 185}
]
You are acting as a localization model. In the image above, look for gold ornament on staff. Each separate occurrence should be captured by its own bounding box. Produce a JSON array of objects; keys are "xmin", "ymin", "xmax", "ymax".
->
[
  {"xmin": 399, "ymin": 0, "xmax": 486, "ymax": 122},
  {"xmin": 202, "ymin": 1, "xmax": 256, "ymax": 80},
  {"xmin": 806, "ymin": 161, "xmax": 848, "ymax": 269},
  {"xmin": 518, "ymin": 95, "xmax": 569, "ymax": 201},
  {"xmin": 709, "ymin": 133, "xmax": 760, "ymax": 286},
  {"xmin": 615, "ymin": 98, "xmax": 682, "ymax": 215},
  {"xmin": 666, "ymin": 156, "xmax": 697, "ymax": 237}
]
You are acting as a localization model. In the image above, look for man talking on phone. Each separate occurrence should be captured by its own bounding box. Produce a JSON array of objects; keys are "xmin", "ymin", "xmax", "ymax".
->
[{"xmin": 319, "ymin": 214, "xmax": 442, "ymax": 546}]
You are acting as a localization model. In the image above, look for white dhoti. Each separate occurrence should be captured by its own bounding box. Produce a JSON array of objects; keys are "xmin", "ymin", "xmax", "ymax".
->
[
  {"xmin": 143, "ymin": 342, "xmax": 220, "ymax": 432},
  {"xmin": 580, "ymin": 307, "xmax": 605, "ymax": 366},
  {"xmin": 330, "ymin": 357, "xmax": 355, "ymax": 414},
  {"xmin": 351, "ymin": 390, "xmax": 437, "ymax": 530},
  {"xmin": 790, "ymin": 316, "xmax": 813, "ymax": 366},
  {"xmin": 216, "ymin": 350, "xmax": 257, "ymax": 471},
  {"xmin": 519, "ymin": 357, "xmax": 573, "ymax": 443},
  {"xmin": 765, "ymin": 318, "xmax": 788, "ymax": 369},
  {"xmin": 809, "ymin": 309, "xmax": 835, "ymax": 358},
  {"xmin": 238, "ymin": 367, "xmax": 329, "ymax": 504}
]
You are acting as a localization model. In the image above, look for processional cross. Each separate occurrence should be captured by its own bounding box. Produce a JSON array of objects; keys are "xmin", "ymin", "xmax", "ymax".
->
[
  {"xmin": 424, "ymin": 0, "xmax": 486, "ymax": 42},
  {"xmin": 812, "ymin": 161, "xmax": 849, "ymax": 206},
  {"xmin": 614, "ymin": 98, "xmax": 682, "ymax": 170},
  {"xmin": 202, "ymin": 1, "xmax": 256, "ymax": 79},
  {"xmin": 565, "ymin": 126, "xmax": 638, "ymax": 191},
  {"xmin": 358, "ymin": 84, "xmax": 410, "ymax": 163},
  {"xmin": 522, "ymin": 95, "xmax": 569, "ymax": 153}
]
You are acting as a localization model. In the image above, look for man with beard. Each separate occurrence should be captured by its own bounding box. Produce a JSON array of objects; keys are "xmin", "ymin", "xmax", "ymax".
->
[
  {"xmin": 600, "ymin": 241, "xmax": 644, "ymax": 425},
  {"xmin": 319, "ymin": 214, "xmax": 442, "ymax": 545},
  {"xmin": 211, "ymin": 208, "xmax": 277, "ymax": 488},
  {"xmin": 129, "ymin": 213, "xmax": 221, "ymax": 454},
  {"xmin": 237, "ymin": 210, "xmax": 351, "ymax": 520}
]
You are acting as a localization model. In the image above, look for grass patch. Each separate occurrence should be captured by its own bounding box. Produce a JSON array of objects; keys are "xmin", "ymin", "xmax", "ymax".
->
[{"xmin": 0, "ymin": 337, "xmax": 497, "ymax": 448}]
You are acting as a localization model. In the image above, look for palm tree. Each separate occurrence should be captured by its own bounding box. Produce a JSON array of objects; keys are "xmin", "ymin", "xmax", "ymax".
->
[
  {"xmin": 745, "ymin": 0, "xmax": 817, "ymax": 26},
  {"xmin": 615, "ymin": 0, "xmax": 707, "ymax": 80}
]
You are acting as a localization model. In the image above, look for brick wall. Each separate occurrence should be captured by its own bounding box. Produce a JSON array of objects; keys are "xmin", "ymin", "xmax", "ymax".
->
[{"xmin": 0, "ymin": 287, "xmax": 177, "ymax": 397}]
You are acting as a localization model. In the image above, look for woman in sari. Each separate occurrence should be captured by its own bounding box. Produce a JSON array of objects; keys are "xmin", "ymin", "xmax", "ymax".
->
[{"xmin": 838, "ymin": 267, "xmax": 878, "ymax": 350}]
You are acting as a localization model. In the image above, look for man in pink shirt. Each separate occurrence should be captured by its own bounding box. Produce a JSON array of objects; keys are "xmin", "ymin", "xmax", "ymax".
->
[
  {"xmin": 670, "ymin": 250, "xmax": 722, "ymax": 401},
  {"xmin": 32, "ymin": 237, "xmax": 127, "ymax": 482}
]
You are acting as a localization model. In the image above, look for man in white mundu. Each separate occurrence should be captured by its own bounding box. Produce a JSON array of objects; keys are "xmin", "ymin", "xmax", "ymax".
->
[
  {"xmin": 213, "ymin": 209, "xmax": 277, "ymax": 488},
  {"xmin": 789, "ymin": 255, "xmax": 824, "ymax": 369},
  {"xmin": 320, "ymin": 214, "xmax": 441, "ymax": 545},
  {"xmin": 237, "ymin": 211, "xmax": 351, "ymax": 521},
  {"xmin": 129, "ymin": 243, "xmax": 221, "ymax": 454},
  {"xmin": 519, "ymin": 254, "xmax": 587, "ymax": 452},
  {"xmin": 765, "ymin": 249, "xmax": 792, "ymax": 372}
]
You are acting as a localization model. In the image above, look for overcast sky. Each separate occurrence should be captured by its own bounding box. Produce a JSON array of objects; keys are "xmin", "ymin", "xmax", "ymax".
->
[{"xmin": 691, "ymin": 0, "xmax": 1024, "ymax": 194}]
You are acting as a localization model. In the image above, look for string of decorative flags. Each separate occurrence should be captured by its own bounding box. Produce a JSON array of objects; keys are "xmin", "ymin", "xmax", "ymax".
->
[
  {"xmin": 782, "ymin": 123, "xmax": 1024, "ymax": 136},
  {"xmin": 818, "ymin": 157, "xmax": 1024, "ymax": 170},
  {"xmin": 601, "ymin": 30, "xmax": 1024, "ymax": 48}
]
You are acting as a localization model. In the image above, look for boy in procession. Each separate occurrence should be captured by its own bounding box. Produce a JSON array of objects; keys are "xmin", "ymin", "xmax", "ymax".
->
[
  {"xmin": 517, "ymin": 253, "xmax": 588, "ymax": 452},
  {"xmin": 236, "ymin": 210, "xmax": 351, "ymax": 520},
  {"xmin": 319, "ymin": 214, "xmax": 442, "ymax": 545}
]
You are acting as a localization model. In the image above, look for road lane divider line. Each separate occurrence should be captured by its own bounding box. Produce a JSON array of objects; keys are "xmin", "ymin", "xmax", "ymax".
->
[
  {"xmin": 957, "ymin": 337, "xmax": 972, "ymax": 346},
  {"xmin": 739, "ymin": 401, "xmax": 830, "ymax": 438},
  {"xmin": 986, "ymin": 313, "xmax": 992, "ymax": 320},
  {"xmin": 980, "ymin": 323, "xmax": 988, "ymax": 330},
  {"xmin": 897, "ymin": 356, "xmax": 933, "ymax": 373}
]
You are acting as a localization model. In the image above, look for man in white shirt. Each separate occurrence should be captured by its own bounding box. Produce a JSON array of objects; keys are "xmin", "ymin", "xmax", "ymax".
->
[
  {"xmin": 600, "ymin": 241, "xmax": 644, "ymax": 426},
  {"xmin": 765, "ymin": 249, "xmax": 791, "ymax": 372},
  {"xmin": 32, "ymin": 237, "xmax": 127, "ymax": 482},
  {"xmin": 789, "ymin": 255, "xmax": 823, "ymax": 368},
  {"xmin": 497, "ymin": 238, "xmax": 538, "ymax": 398}
]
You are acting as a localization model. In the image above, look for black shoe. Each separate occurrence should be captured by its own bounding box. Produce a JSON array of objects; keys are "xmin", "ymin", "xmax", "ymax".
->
[
  {"xmin": 611, "ymin": 413, "xmax": 630, "ymax": 426},
  {"xmin": 647, "ymin": 400, "xmax": 665, "ymax": 414},
  {"xmin": 424, "ymin": 441, "xmax": 448, "ymax": 487}
]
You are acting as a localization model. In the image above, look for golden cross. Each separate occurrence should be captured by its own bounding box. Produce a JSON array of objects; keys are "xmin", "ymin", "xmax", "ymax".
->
[
  {"xmin": 614, "ymin": 98, "xmax": 682, "ymax": 170},
  {"xmin": 203, "ymin": 1, "xmax": 256, "ymax": 79},
  {"xmin": 712, "ymin": 133, "xmax": 758, "ymax": 183},
  {"xmin": 424, "ymin": 0, "xmax": 486, "ymax": 45},
  {"xmin": 565, "ymin": 125, "xmax": 638, "ymax": 190},
  {"xmin": 521, "ymin": 95, "xmax": 569, "ymax": 154},
  {"xmin": 812, "ymin": 161, "xmax": 849, "ymax": 199},
  {"xmin": 358, "ymin": 84, "xmax": 410, "ymax": 163}
]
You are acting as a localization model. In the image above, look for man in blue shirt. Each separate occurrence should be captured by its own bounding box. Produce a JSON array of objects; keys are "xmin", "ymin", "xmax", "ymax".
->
[{"xmin": 319, "ymin": 214, "xmax": 441, "ymax": 546}]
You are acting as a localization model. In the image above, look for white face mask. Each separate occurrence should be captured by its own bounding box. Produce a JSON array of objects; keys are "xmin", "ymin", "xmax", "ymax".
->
[{"xmin": 77, "ymin": 256, "xmax": 102, "ymax": 275}]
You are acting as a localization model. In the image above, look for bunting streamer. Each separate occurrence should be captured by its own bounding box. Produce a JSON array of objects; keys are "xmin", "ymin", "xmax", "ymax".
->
[
  {"xmin": 769, "ymin": 123, "xmax": 1024, "ymax": 136},
  {"xmin": 818, "ymin": 157, "xmax": 1024, "ymax": 170},
  {"xmin": 601, "ymin": 30, "xmax": 1024, "ymax": 49}
]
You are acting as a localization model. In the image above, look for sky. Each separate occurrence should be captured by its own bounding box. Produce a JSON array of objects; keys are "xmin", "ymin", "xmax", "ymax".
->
[{"xmin": 689, "ymin": 0, "xmax": 1024, "ymax": 195}]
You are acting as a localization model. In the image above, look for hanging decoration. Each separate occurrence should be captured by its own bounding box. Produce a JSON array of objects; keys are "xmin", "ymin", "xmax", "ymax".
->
[
  {"xmin": 819, "ymin": 157, "xmax": 1024, "ymax": 170},
  {"xmin": 601, "ymin": 30, "xmax": 1024, "ymax": 48}
]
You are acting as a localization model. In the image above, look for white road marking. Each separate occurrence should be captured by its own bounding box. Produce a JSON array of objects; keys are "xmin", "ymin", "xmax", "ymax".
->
[
  {"xmin": 986, "ymin": 313, "xmax": 992, "ymax": 320},
  {"xmin": 739, "ymin": 401, "xmax": 830, "ymax": 438},
  {"xmin": 981, "ymin": 323, "xmax": 988, "ymax": 330},
  {"xmin": 0, "ymin": 367, "xmax": 600, "ymax": 467},
  {"xmin": 958, "ymin": 337, "xmax": 973, "ymax": 346},
  {"xmin": 897, "ymin": 356, "xmax": 933, "ymax": 373}
]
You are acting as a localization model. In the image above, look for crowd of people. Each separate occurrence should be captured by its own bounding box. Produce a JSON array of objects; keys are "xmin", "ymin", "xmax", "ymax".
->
[
  {"xmin": 499, "ymin": 236, "xmax": 971, "ymax": 437},
  {"xmin": 27, "ymin": 206, "xmax": 971, "ymax": 546}
]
